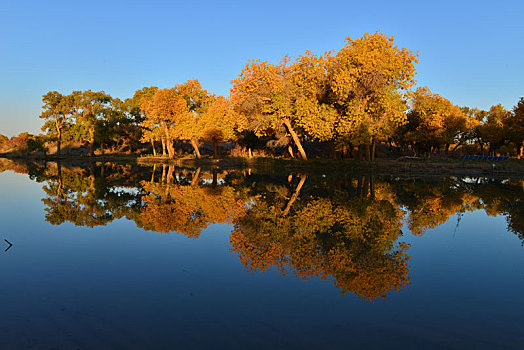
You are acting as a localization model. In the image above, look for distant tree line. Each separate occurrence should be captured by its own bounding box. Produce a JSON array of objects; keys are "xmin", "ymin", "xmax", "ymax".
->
[{"xmin": 1, "ymin": 31, "xmax": 523, "ymax": 159}]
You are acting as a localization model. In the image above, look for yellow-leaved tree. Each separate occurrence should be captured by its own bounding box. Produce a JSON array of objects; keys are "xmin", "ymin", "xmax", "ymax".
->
[
  {"xmin": 399, "ymin": 86, "xmax": 467, "ymax": 156},
  {"xmin": 330, "ymin": 32, "xmax": 418, "ymax": 160},
  {"xmin": 199, "ymin": 95, "xmax": 247, "ymax": 158},
  {"xmin": 172, "ymin": 80, "xmax": 212, "ymax": 158},
  {"xmin": 230, "ymin": 57, "xmax": 310, "ymax": 160},
  {"xmin": 141, "ymin": 88, "xmax": 188, "ymax": 159},
  {"xmin": 291, "ymin": 51, "xmax": 338, "ymax": 145}
]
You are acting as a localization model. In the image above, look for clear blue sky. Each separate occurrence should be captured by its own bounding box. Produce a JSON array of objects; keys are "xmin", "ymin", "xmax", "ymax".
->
[{"xmin": 1, "ymin": 0, "xmax": 522, "ymax": 136}]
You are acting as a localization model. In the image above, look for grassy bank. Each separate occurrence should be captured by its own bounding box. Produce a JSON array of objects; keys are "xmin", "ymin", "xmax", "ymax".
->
[
  {"xmin": 2, "ymin": 152, "xmax": 524, "ymax": 176},
  {"xmin": 137, "ymin": 155, "xmax": 524, "ymax": 176}
]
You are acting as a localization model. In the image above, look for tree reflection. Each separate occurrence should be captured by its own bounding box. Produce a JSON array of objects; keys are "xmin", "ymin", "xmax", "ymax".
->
[
  {"xmin": 391, "ymin": 177, "xmax": 483, "ymax": 236},
  {"xmin": 41, "ymin": 162, "xmax": 142, "ymax": 227},
  {"xmin": 3, "ymin": 158, "xmax": 524, "ymax": 299},
  {"xmin": 136, "ymin": 167, "xmax": 247, "ymax": 238},
  {"xmin": 230, "ymin": 174, "xmax": 411, "ymax": 300}
]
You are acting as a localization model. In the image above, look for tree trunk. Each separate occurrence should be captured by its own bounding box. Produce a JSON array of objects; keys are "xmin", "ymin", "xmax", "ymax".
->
[
  {"xmin": 163, "ymin": 126, "xmax": 174, "ymax": 158},
  {"xmin": 330, "ymin": 140, "xmax": 336, "ymax": 159},
  {"xmin": 452, "ymin": 142, "xmax": 463, "ymax": 152},
  {"xmin": 365, "ymin": 143, "xmax": 370, "ymax": 161},
  {"xmin": 166, "ymin": 139, "xmax": 175, "ymax": 159},
  {"xmin": 371, "ymin": 139, "xmax": 376, "ymax": 161},
  {"xmin": 151, "ymin": 139, "xmax": 157, "ymax": 156},
  {"xmin": 89, "ymin": 128, "xmax": 95, "ymax": 157},
  {"xmin": 89, "ymin": 167, "xmax": 95, "ymax": 194},
  {"xmin": 191, "ymin": 167, "xmax": 201, "ymax": 187},
  {"xmin": 212, "ymin": 140, "xmax": 218, "ymax": 158},
  {"xmin": 358, "ymin": 144, "xmax": 364, "ymax": 160},
  {"xmin": 56, "ymin": 160, "xmax": 62, "ymax": 204},
  {"xmin": 56, "ymin": 131, "xmax": 61, "ymax": 158},
  {"xmin": 282, "ymin": 118, "xmax": 307, "ymax": 160},
  {"xmin": 370, "ymin": 176, "xmax": 375, "ymax": 199},
  {"xmin": 411, "ymin": 143, "xmax": 418, "ymax": 156},
  {"xmin": 212, "ymin": 168, "xmax": 218, "ymax": 187},
  {"xmin": 282, "ymin": 174, "xmax": 307, "ymax": 216},
  {"xmin": 363, "ymin": 176, "xmax": 370, "ymax": 197},
  {"xmin": 166, "ymin": 165, "xmax": 174, "ymax": 184},
  {"xmin": 288, "ymin": 145, "xmax": 294, "ymax": 158},
  {"xmin": 151, "ymin": 164, "xmax": 156, "ymax": 183},
  {"xmin": 55, "ymin": 115, "xmax": 62, "ymax": 158},
  {"xmin": 162, "ymin": 138, "xmax": 166, "ymax": 156},
  {"xmin": 191, "ymin": 138, "xmax": 201, "ymax": 158},
  {"xmin": 477, "ymin": 138, "xmax": 484, "ymax": 155}
]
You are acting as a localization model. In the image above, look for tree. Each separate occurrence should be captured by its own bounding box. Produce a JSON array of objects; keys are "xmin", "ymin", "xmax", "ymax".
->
[
  {"xmin": 27, "ymin": 135, "xmax": 49, "ymax": 156},
  {"xmin": 40, "ymin": 91, "xmax": 74, "ymax": 157},
  {"xmin": 329, "ymin": 32, "xmax": 418, "ymax": 160},
  {"xmin": 142, "ymin": 88, "xmax": 187, "ymax": 159},
  {"xmin": 131, "ymin": 87, "xmax": 161, "ymax": 155},
  {"xmin": 138, "ymin": 167, "xmax": 247, "ymax": 237},
  {"xmin": 104, "ymin": 97, "xmax": 144, "ymax": 154},
  {"xmin": 479, "ymin": 104, "xmax": 512, "ymax": 155},
  {"xmin": 140, "ymin": 80, "xmax": 211, "ymax": 159},
  {"xmin": 508, "ymin": 98, "xmax": 524, "ymax": 157},
  {"xmin": 173, "ymin": 80, "xmax": 212, "ymax": 158},
  {"xmin": 72, "ymin": 90, "xmax": 112, "ymax": 156},
  {"xmin": 458, "ymin": 107, "xmax": 487, "ymax": 154},
  {"xmin": 230, "ymin": 57, "xmax": 309, "ymax": 160},
  {"xmin": 291, "ymin": 51, "xmax": 338, "ymax": 149},
  {"xmin": 398, "ymin": 87, "xmax": 466, "ymax": 156},
  {"xmin": 200, "ymin": 96, "xmax": 246, "ymax": 158},
  {"xmin": 230, "ymin": 173, "xmax": 411, "ymax": 300}
]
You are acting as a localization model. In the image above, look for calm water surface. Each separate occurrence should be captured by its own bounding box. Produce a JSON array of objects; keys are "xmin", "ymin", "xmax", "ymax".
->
[{"xmin": 1, "ymin": 160, "xmax": 524, "ymax": 349}]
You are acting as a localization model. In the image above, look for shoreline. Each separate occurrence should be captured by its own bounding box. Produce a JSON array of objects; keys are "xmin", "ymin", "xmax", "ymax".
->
[{"xmin": 2, "ymin": 153, "xmax": 524, "ymax": 176}]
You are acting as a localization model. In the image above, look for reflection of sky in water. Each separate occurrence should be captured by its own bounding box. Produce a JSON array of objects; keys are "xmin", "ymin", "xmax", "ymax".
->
[{"xmin": 1, "ymin": 170, "xmax": 524, "ymax": 349}]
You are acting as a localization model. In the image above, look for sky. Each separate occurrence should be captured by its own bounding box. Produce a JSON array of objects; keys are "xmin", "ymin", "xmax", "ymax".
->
[{"xmin": 0, "ymin": 0, "xmax": 523, "ymax": 137}]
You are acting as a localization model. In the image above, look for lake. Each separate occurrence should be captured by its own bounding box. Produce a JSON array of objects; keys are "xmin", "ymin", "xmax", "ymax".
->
[{"xmin": 1, "ymin": 159, "xmax": 523, "ymax": 349}]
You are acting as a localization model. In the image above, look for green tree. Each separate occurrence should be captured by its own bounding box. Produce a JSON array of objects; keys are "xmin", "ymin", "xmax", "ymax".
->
[
  {"xmin": 40, "ymin": 91, "xmax": 75, "ymax": 157},
  {"xmin": 73, "ymin": 90, "xmax": 112, "ymax": 156}
]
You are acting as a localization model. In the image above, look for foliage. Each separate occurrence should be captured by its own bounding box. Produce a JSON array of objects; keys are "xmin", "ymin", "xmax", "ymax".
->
[{"xmin": 28, "ymin": 31, "xmax": 523, "ymax": 160}]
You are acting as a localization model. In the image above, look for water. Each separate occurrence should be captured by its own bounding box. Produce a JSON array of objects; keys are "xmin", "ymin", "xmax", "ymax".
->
[{"xmin": 1, "ymin": 159, "xmax": 523, "ymax": 349}]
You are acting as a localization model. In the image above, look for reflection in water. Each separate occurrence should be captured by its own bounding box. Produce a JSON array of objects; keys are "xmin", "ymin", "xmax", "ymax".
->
[
  {"xmin": 137, "ymin": 167, "xmax": 246, "ymax": 237},
  {"xmin": 230, "ymin": 173, "xmax": 411, "ymax": 300},
  {"xmin": 2, "ymin": 158, "xmax": 524, "ymax": 300}
]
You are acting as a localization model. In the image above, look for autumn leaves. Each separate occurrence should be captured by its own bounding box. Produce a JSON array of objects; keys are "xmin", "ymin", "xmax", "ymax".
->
[
  {"xmin": 137, "ymin": 31, "xmax": 418, "ymax": 161},
  {"xmin": 229, "ymin": 32, "xmax": 418, "ymax": 161},
  {"xmin": 139, "ymin": 80, "xmax": 245, "ymax": 159},
  {"xmin": 36, "ymin": 31, "xmax": 524, "ymax": 160}
]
